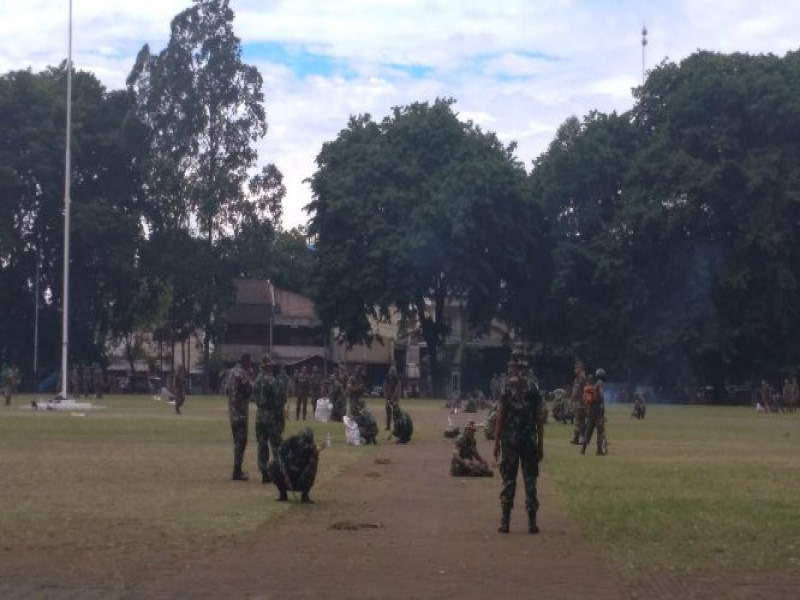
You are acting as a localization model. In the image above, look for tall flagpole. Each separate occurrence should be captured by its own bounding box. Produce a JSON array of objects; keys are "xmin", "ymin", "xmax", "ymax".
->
[
  {"xmin": 60, "ymin": 0, "xmax": 73, "ymax": 398},
  {"xmin": 641, "ymin": 25, "xmax": 648, "ymax": 85}
]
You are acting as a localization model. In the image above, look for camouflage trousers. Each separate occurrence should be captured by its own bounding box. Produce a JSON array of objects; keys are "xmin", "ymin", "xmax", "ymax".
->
[
  {"xmin": 256, "ymin": 416, "xmax": 283, "ymax": 476},
  {"xmin": 385, "ymin": 398, "xmax": 399, "ymax": 429},
  {"xmin": 174, "ymin": 390, "xmax": 185, "ymax": 412},
  {"xmin": 230, "ymin": 418, "xmax": 248, "ymax": 469},
  {"xmin": 572, "ymin": 403, "xmax": 586, "ymax": 442},
  {"xmin": 296, "ymin": 395, "xmax": 309, "ymax": 420},
  {"xmin": 583, "ymin": 410, "xmax": 606, "ymax": 451},
  {"xmin": 499, "ymin": 442, "xmax": 539, "ymax": 512},
  {"xmin": 268, "ymin": 457, "xmax": 318, "ymax": 494},
  {"xmin": 451, "ymin": 459, "xmax": 493, "ymax": 477},
  {"xmin": 349, "ymin": 395, "xmax": 364, "ymax": 416}
]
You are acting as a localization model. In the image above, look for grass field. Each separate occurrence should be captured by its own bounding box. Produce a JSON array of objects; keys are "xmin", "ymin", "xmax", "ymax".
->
[{"xmin": 1, "ymin": 395, "xmax": 798, "ymax": 582}]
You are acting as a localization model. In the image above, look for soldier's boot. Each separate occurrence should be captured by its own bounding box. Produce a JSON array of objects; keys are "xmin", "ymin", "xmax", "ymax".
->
[
  {"xmin": 498, "ymin": 508, "xmax": 511, "ymax": 534},
  {"xmin": 231, "ymin": 465, "xmax": 249, "ymax": 481},
  {"xmin": 596, "ymin": 445, "xmax": 606, "ymax": 456},
  {"xmin": 261, "ymin": 471, "xmax": 272, "ymax": 484},
  {"xmin": 580, "ymin": 443, "xmax": 587, "ymax": 455},
  {"xmin": 528, "ymin": 511, "xmax": 539, "ymax": 534},
  {"xmin": 570, "ymin": 434, "xmax": 580, "ymax": 445},
  {"xmin": 276, "ymin": 489, "xmax": 288, "ymax": 502},
  {"xmin": 300, "ymin": 491, "xmax": 314, "ymax": 504}
]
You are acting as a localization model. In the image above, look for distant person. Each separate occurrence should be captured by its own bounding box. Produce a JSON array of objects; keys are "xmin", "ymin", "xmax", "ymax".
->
[
  {"xmin": 631, "ymin": 392, "xmax": 646, "ymax": 420},
  {"xmin": 254, "ymin": 355, "xmax": 282, "ymax": 483},
  {"xmin": 81, "ymin": 365, "xmax": 92, "ymax": 398},
  {"xmin": 173, "ymin": 365, "xmax": 187, "ymax": 415},
  {"xmin": 389, "ymin": 406, "xmax": 413, "ymax": 443},
  {"xmin": 2, "ymin": 364, "xmax": 18, "ymax": 407},
  {"xmin": 295, "ymin": 365, "xmax": 310, "ymax": 421},
  {"xmin": 268, "ymin": 428, "xmax": 322, "ymax": 503},
  {"xmin": 493, "ymin": 344, "xmax": 544, "ymax": 534},
  {"xmin": 570, "ymin": 362, "xmax": 587, "ymax": 445},
  {"xmin": 581, "ymin": 368, "xmax": 607, "ymax": 456},
  {"xmin": 227, "ymin": 353, "xmax": 254, "ymax": 481},
  {"xmin": 329, "ymin": 371, "xmax": 346, "ymax": 422},
  {"xmin": 383, "ymin": 364, "xmax": 401, "ymax": 431},
  {"xmin": 310, "ymin": 365, "xmax": 322, "ymax": 416},
  {"xmin": 277, "ymin": 365, "xmax": 290, "ymax": 421},
  {"xmin": 451, "ymin": 420, "xmax": 492, "ymax": 477},
  {"xmin": 70, "ymin": 365, "xmax": 80, "ymax": 398},
  {"xmin": 92, "ymin": 363, "xmax": 104, "ymax": 398},
  {"xmin": 354, "ymin": 405, "xmax": 379, "ymax": 445}
]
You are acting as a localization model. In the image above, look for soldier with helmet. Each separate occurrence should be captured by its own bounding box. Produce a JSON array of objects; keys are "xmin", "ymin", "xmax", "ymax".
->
[
  {"xmin": 493, "ymin": 342, "xmax": 545, "ymax": 534},
  {"xmin": 569, "ymin": 362, "xmax": 588, "ymax": 445},
  {"xmin": 581, "ymin": 368, "xmax": 607, "ymax": 456}
]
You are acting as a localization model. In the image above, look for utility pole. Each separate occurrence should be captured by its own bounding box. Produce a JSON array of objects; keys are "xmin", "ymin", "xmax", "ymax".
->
[
  {"xmin": 641, "ymin": 25, "xmax": 648, "ymax": 84},
  {"xmin": 60, "ymin": 0, "xmax": 73, "ymax": 399}
]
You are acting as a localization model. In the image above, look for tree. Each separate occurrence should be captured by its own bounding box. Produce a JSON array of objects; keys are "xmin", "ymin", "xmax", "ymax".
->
[
  {"xmin": 307, "ymin": 99, "xmax": 536, "ymax": 395},
  {"xmin": 128, "ymin": 0, "xmax": 281, "ymax": 389}
]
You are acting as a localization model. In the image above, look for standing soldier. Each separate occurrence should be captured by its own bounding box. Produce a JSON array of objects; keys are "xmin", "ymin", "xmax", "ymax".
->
[
  {"xmin": 329, "ymin": 371, "xmax": 346, "ymax": 422},
  {"xmin": 347, "ymin": 366, "xmax": 366, "ymax": 416},
  {"xmin": 570, "ymin": 362, "xmax": 588, "ymax": 445},
  {"xmin": 92, "ymin": 363, "xmax": 104, "ymax": 398},
  {"xmin": 227, "ymin": 353, "xmax": 254, "ymax": 481},
  {"xmin": 309, "ymin": 365, "xmax": 322, "ymax": 418},
  {"xmin": 581, "ymin": 368, "xmax": 607, "ymax": 456},
  {"xmin": 295, "ymin": 365, "xmax": 310, "ymax": 421},
  {"xmin": 383, "ymin": 364, "xmax": 401, "ymax": 431},
  {"xmin": 277, "ymin": 365, "xmax": 290, "ymax": 422},
  {"xmin": 70, "ymin": 365, "xmax": 80, "ymax": 398},
  {"xmin": 2, "ymin": 363, "xmax": 17, "ymax": 406},
  {"xmin": 493, "ymin": 343, "xmax": 544, "ymax": 534},
  {"xmin": 254, "ymin": 355, "xmax": 282, "ymax": 484},
  {"xmin": 173, "ymin": 365, "xmax": 187, "ymax": 415},
  {"xmin": 81, "ymin": 365, "xmax": 92, "ymax": 398}
]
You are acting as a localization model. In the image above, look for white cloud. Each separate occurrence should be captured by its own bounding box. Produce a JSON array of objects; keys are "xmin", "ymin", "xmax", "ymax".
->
[{"xmin": 2, "ymin": 0, "xmax": 799, "ymax": 228}]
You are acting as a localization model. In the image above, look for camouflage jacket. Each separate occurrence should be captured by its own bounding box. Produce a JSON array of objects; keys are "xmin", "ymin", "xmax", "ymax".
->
[
  {"xmin": 254, "ymin": 371, "xmax": 280, "ymax": 420},
  {"xmin": 384, "ymin": 372, "xmax": 401, "ymax": 402},
  {"xmin": 227, "ymin": 364, "xmax": 254, "ymax": 420},
  {"xmin": 454, "ymin": 433, "xmax": 480, "ymax": 461},
  {"xmin": 498, "ymin": 375, "xmax": 542, "ymax": 449}
]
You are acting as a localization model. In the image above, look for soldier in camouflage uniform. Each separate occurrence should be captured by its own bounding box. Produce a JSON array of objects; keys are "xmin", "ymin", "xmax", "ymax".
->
[
  {"xmin": 451, "ymin": 420, "xmax": 493, "ymax": 477},
  {"xmin": 354, "ymin": 405, "xmax": 379, "ymax": 445},
  {"xmin": 254, "ymin": 355, "xmax": 283, "ymax": 483},
  {"xmin": 347, "ymin": 366, "xmax": 366, "ymax": 416},
  {"xmin": 581, "ymin": 368, "xmax": 607, "ymax": 456},
  {"xmin": 2, "ymin": 364, "xmax": 18, "ymax": 407},
  {"xmin": 570, "ymin": 363, "xmax": 587, "ymax": 445},
  {"xmin": 70, "ymin": 365, "xmax": 80, "ymax": 398},
  {"xmin": 227, "ymin": 353, "xmax": 254, "ymax": 481},
  {"xmin": 383, "ymin": 364, "xmax": 401, "ymax": 431},
  {"xmin": 277, "ymin": 365, "xmax": 290, "ymax": 422},
  {"xmin": 92, "ymin": 363, "xmax": 104, "ymax": 398},
  {"xmin": 81, "ymin": 365, "xmax": 92, "ymax": 398},
  {"xmin": 390, "ymin": 406, "xmax": 413, "ymax": 443},
  {"xmin": 173, "ymin": 365, "xmax": 187, "ymax": 415},
  {"xmin": 329, "ymin": 371, "xmax": 347, "ymax": 422},
  {"xmin": 268, "ymin": 428, "xmax": 321, "ymax": 503},
  {"xmin": 295, "ymin": 365, "xmax": 310, "ymax": 421},
  {"xmin": 493, "ymin": 343, "xmax": 544, "ymax": 534}
]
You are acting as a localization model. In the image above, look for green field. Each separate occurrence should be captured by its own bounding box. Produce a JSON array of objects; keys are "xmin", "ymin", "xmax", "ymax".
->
[{"xmin": 0, "ymin": 396, "xmax": 798, "ymax": 580}]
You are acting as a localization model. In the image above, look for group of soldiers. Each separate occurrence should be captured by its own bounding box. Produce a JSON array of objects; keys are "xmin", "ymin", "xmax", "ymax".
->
[
  {"xmin": 756, "ymin": 377, "xmax": 799, "ymax": 413},
  {"xmin": 69, "ymin": 364, "xmax": 105, "ymax": 398},
  {"xmin": 224, "ymin": 353, "xmax": 414, "ymax": 502},
  {"xmin": 226, "ymin": 352, "xmax": 319, "ymax": 503},
  {"xmin": 568, "ymin": 363, "xmax": 608, "ymax": 456}
]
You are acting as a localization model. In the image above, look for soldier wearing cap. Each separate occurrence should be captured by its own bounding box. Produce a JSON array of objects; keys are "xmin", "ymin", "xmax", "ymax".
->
[
  {"xmin": 451, "ymin": 420, "xmax": 492, "ymax": 477},
  {"xmin": 254, "ymin": 354, "xmax": 282, "ymax": 483},
  {"xmin": 493, "ymin": 342, "xmax": 544, "ymax": 534},
  {"xmin": 227, "ymin": 352, "xmax": 254, "ymax": 481}
]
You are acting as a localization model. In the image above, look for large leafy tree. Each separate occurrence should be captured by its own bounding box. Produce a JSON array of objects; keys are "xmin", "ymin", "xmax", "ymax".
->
[
  {"xmin": 128, "ymin": 0, "xmax": 282, "ymax": 389},
  {"xmin": 624, "ymin": 50, "xmax": 800, "ymax": 387},
  {"xmin": 0, "ymin": 66, "xmax": 146, "ymax": 380},
  {"xmin": 307, "ymin": 99, "xmax": 537, "ymax": 395}
]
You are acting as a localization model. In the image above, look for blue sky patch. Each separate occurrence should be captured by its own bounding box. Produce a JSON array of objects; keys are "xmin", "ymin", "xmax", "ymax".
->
[{"xmin": 243, "ymin": 42, "xmax": 358, "ymax": 79}]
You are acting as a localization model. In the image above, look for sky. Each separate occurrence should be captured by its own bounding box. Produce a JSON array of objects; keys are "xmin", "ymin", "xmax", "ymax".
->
[{"xmin": 1, "ymin": 0, "xmax": 798, "ymax": 229}]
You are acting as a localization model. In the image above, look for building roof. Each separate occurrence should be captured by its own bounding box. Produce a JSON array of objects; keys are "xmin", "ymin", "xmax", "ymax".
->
[{"xmin": 233, "ymin": 279, "xmax": 275, "ymax": 306}]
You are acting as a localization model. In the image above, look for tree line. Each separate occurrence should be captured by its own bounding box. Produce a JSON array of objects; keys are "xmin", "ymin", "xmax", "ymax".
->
[{"xmin": 2, "ymin": 0, "xmax": 798, "ymax": 399}]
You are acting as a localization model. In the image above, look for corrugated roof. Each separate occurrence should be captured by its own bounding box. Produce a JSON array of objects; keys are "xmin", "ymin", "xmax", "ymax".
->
[
  {"xmin": 233, "ymin": 279, "xmax": 274, "ymax": 306},
  {"xmin": 273, "ymin": 288, "xmax": 317, "ymax": 320}
]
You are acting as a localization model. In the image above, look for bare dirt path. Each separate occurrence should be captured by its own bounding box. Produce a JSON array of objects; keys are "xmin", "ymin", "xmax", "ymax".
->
[{"xmin": 127, "ymin": 413, "xmax": 625, "ymax": 600}]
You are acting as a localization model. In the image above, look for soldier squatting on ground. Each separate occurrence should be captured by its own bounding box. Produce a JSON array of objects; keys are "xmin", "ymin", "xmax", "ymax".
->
[
  {"xmin": 493, "ymin": 343, "xmax": 544, "ymax": 535},
  {"xmin": 450, "ymin": 420, "xmax": 493, "ymax": 477},
  {"xmin": 268, "ymin": 428, "xmax": 322, "ymax": 503}
]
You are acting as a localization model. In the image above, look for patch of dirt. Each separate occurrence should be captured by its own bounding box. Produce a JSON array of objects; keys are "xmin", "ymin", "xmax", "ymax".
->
[{"xmin": 330, "ymin": 520, "xmax": 384, "ymax": 531}]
